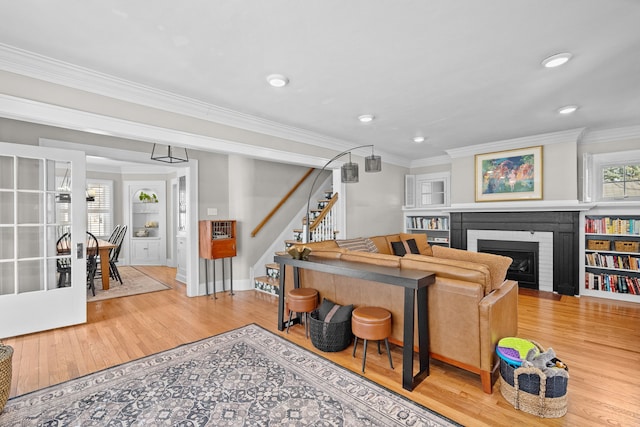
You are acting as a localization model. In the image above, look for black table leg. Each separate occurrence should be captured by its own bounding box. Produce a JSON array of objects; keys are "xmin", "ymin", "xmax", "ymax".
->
[
  {"xmin": 417, "ymin": 285, "xmax": 429, "ymax": 374},
  {"xmin": 402, "ymin": 287, "xmax": 415, "ymax": 391},
  {"xmin": 277, "ymin": 262, "xmax": 286, "ymax": 331}
]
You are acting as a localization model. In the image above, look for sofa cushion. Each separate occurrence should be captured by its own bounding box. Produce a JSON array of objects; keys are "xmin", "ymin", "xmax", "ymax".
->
[
  {"xmin": 432, "ymin": 245, "xmax": 512, "ymax": 290},
  {"xmin": 317, "ymin": 298, "xmax": 354, "ymax": 323},
  {"xmin": 400, "ymin": 233, "xmax": 433, "ymax": 256},
  {"xmin": 369, "ymin": 235, "xmax": 394, "ymax": 254},
  {"xmin": 391, "ymin": 239, "xmax": 420, "ymax": 256},
  {"xmin": 336, "ymin": 237, "xmax": 379, "ymax": 253}
]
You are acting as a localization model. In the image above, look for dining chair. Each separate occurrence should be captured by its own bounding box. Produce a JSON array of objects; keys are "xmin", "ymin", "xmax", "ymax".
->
[
  {"xmin": 56, "ymin": 232, "xmax": 72, "ymax": 288},
  {"xmin": 86, "ymin": 231, "xmax": 99, "ymax": 296},
  {"xmin": 109, "ymin": 225, "xmax": 128, "ymax": 285}
]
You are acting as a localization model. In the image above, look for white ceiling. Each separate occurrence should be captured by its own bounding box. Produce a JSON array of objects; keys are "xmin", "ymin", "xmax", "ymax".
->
[{"xmin": 1, "ymin": 0, "xmax": 640, "ymax": 165}]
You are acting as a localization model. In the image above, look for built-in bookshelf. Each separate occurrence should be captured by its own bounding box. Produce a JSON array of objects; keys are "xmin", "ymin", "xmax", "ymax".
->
[
  {"xmin": 582, "ymin": 212, "xmax": 640, "ymax": 303},
  {"xmin": 403, "ymin": 210, "xmax": 450, "ymax": 247}
]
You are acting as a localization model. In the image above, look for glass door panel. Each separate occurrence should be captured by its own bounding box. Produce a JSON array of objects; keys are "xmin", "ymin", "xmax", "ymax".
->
[{"xmin": 0, "ymin": 143, "xmax": 86, "ymax": 338}]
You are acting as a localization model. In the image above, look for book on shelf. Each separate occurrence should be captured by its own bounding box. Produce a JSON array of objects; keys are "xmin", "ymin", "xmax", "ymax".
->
[
  {"xmin": 585, "ymin": 253, "xmax": 640, "ymax": 271},
  {"xmin": 408, "ymin": 216, "xmax": 449, "ymax": 230},
  {"xmin": 585, "ymin": 271, "xmax": 640, "ymax": 294},
  {"xmin": 432, "ymin": 237, "xmax": 449, "ymax": 243},
  {"xmin": 585, "ymin": 217, "xmax": 640, "ymax": 235}
]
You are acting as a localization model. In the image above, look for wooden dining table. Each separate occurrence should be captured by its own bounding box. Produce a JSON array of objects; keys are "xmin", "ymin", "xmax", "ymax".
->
[{"xmin": 91, "ymin": 239, "xmax": 117, "ymax": 290}]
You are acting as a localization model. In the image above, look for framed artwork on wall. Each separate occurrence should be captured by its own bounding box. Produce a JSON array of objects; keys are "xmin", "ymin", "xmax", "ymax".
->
[{"xmin": 475, "ymin": 146, "xmax": 543, "ymax": 202}]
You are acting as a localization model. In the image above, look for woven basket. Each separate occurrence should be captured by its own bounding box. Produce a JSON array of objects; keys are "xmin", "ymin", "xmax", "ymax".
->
[
  {"xmin": 499, "ymin": 341, "xmax": 568, "ymax": 418},
  {"xmin": 0, "ymin": 343, "xmax": 13, "ymax": 413},
  {"xmin": 309, "ymin": 311, "xmax": 353, "ymax": 352},
  {"xmin": 587, "ymin": 239, "xmax": 610, "ymax": 251},
  {"xmin": 614, "ymin": 241, "xmax": 640, "ymax": 253}
]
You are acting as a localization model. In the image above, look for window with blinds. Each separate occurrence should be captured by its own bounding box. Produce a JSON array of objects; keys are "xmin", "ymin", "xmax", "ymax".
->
[{"xmin": 87, "ymin": 179, "xmax": 114, "ymax": 239}]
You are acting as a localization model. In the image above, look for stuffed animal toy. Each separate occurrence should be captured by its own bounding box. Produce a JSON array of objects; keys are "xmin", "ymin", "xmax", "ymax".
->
[{"xmin": 522, "ymin": 347, "xmax": 569, "ymax": 378}]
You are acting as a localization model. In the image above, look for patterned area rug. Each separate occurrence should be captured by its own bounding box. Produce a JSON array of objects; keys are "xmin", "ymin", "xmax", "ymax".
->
[
  {"xmin": 0, "ymin": 325, "xmax": 459, "ymax": 426},
  {"xmin": 87, "ymin": 266, "xmax": 171, "ymax": 302}
]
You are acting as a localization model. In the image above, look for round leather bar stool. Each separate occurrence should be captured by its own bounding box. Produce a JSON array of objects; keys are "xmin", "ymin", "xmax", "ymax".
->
[
  {"xmin": 286, "ymin": 288, "xmax": 319, "ymax": 338},
  {"xmin": 351, "ymin": 306, "xmax": 394, "ymax": 373}
]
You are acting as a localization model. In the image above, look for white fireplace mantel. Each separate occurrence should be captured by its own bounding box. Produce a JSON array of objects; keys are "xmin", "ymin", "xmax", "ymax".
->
[{"xmin": 446, "ymin": 200, "xmax": 593, "ymax": 213}]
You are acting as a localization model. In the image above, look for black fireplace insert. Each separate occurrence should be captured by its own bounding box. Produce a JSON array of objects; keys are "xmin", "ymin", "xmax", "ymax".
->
[{"xmin": 478, "ymin": 239, "xmax": 539, "ymax": 289}]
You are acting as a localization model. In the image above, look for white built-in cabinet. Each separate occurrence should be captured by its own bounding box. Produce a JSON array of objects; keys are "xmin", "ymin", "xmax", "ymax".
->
[
  {"xmin": 403, "ymin": 172, "xmax": 451, "ymax": 246},
  {"xmin": 126, "ymin": 181, "xmax": 166, "ymax": 265}
]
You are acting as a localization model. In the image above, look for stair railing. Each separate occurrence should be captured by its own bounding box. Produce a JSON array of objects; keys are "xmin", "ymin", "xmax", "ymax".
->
[
  {"xmin": 251, "ymin": 168, "xmax": 315, "ymax": 238},
  {"xmin": 308, "ymin": 193, "xmax": 339, "ymax": 242}
]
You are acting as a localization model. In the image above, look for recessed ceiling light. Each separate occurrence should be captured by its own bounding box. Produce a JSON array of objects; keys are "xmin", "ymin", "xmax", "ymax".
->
[
  {"xmin": 542, "ymin": 52, "xmax": 572, "ymax": 68},
  {"xmin": 558, "ymin": 105, "xmax": 579, "ymax": 115},
  {"xmin": 413, "ymin": 136, "xmax": 425, "ymax": 143},
  {"xmin": 358, "ymin": 114, "xmax": 375, "ymax": 123},
  {"xmin": 266, "ymin": 74, "xmax": 289, "ymax": 88}
]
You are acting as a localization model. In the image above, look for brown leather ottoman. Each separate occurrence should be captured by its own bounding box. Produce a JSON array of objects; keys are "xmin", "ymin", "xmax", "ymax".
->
[
  {"xmin": 286, "ymin": 288, "xmax": 318, "ymax": 338},
  {"xmin": 351, "ymin": 306, "xmax": 394, "ymax": 373}
]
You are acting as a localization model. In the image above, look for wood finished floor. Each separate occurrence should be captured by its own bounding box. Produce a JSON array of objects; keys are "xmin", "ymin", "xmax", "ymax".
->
[{"xmin": 3, "ymin": 266, "xmax": 640, "ymax": 426}]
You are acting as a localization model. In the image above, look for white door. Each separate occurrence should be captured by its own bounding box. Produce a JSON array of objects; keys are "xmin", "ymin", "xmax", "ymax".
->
[{"xmin": 0, "ymin": 142, "xmax": 86, "ymax": 338}]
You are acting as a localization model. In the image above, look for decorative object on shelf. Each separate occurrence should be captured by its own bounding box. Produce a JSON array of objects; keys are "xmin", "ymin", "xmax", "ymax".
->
[
  {"xmin": 150, "ymin": 143, "xmax": 188, "ymax": 163},
  {"xmin": 475, "ymin": 145, "xmax": 543, "ymax": 202},
  {"xmin": 135, "ymin": 229, "xmax": 149, "ymax": 237},
  {"xmin": 288, "ymin": 246, "xmax": 311, "ymax": 260},
  {"xmin": 303, "ymin": 145, "xmax": 382, "ymax": 243},
  {"xmin": 138, "ymin": 191, "xmax": 158, "ymax": 203}
]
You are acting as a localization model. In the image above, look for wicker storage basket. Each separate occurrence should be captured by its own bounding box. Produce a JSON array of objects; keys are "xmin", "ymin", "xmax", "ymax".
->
[
  {"xmin": 499, "ymin": 341, "xmax": 569, "ymax": 418},
  {"xmin": 587, "ymin": 239, "xmax": 610, "ymax": 251},
  {"xmin": 309, "ymin": 311, "xmax": 353, "ymax": 352},
  {"xmin": 0, "ymin": 343, "xmax": 13, "ymax": 413},
  {"xmin": 614, "ymin": 241, "xmax": 640, "ymax": 253}
]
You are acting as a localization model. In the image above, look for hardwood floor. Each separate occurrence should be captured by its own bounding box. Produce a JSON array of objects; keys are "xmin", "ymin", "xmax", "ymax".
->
[{"xmin": 3, "ymin": 266, "xmax": 640, "ymax": 426}]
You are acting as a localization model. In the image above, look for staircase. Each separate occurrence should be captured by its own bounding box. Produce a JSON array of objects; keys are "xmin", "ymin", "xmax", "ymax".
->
[{"xmin": 253, "ymin": 189, "xmax": 338, "ymax": 296}]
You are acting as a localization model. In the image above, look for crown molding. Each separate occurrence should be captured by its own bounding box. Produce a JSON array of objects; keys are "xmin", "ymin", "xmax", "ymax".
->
[
  {"xmin": 0, "ymin": 43, "xmax": 405, "ymax": 167},
  {"xmin": 580, "ymin": 124, "xmax": 640, "ymax": 145},
  {"xmin": 0, "ymin": 94, "xmax": 336, "ymax": 169},
  {"xmin": 409, "ymin": 154, "xmax": 451, "ymax": 168},
  {"xmin": 446, "ymin": 128, "xmax": 586, "ymax": 159}
]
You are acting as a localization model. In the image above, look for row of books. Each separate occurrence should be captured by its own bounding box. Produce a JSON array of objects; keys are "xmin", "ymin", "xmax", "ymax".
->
[
  {"xmin": 585, "ymin": 217, "xmax": 640, "ymax": 235},
  {"xmin": 585, "ymin": 253, "xmax": 640, "ymax": 271},
  {"xmin": 407, "ymin": 216, "xmax": 449, "ymax": 230},
  {"xmin": 585, "ymin": 272, "xmax": 640, "ymax": 294}
]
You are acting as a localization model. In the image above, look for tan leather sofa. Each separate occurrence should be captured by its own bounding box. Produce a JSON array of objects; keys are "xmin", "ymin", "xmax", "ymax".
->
[{"xmin": 288, "ymin": 233, "xmax": 518, "ymax": 393}]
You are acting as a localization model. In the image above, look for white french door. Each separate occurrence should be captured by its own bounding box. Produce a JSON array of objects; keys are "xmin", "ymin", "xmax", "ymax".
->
[{"xmin": 0, "ymin": 142, "xmax": 86, "ymax": 338}]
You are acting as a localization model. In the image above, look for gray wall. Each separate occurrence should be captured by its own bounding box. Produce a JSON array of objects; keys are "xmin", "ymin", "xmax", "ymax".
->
[{"xmin": 448, "ymin": 140, "xmax": 578, "ymax": 204}]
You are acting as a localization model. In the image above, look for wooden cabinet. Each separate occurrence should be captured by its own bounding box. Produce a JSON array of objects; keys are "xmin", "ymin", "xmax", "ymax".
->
[
  {"xmin": 581, "ymin": 208, "xmax": 640, "ymax": 303},
  {"xmin": 199, "ymin": 220, "xmax": 237, "ymax": 259}
]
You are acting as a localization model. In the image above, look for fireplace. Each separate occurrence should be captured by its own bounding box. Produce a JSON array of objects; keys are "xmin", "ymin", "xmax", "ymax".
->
[
  {"xmin": 478, "ymin": 239, "xmax": 539, "ymax": 289},
  {"xmin": 450, "ymin": 211, "xmax": 579, "ymax": 295}
]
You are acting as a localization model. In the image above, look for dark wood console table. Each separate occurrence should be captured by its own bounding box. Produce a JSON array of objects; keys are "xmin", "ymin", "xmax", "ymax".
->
[{"xmin": 274, "ymin": 254, "xmax": 435, "ymax": 391}]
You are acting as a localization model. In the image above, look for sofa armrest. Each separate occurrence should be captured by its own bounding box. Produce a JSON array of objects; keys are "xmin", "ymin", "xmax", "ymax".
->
[{"xmin": 479, "ymin": 280, "xmax": 519, "ymax": 371}]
